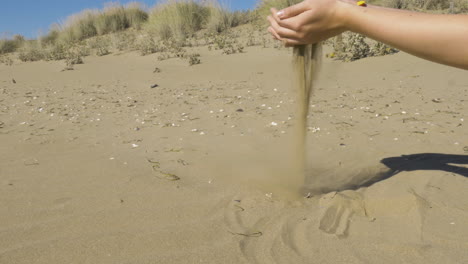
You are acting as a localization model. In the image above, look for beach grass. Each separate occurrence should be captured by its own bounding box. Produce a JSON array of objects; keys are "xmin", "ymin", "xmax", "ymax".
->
[
  {"xmin": 43, "ymin": 2, "xmax": 147, "ymax": 45},
  {"xmin": 145, "ymin": 0, "xmax": 210, "ymax": 42}
]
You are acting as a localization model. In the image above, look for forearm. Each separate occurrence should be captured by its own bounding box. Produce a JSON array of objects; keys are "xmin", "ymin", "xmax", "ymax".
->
[{"xmin": 340, "ymin": 4, "xmax": 468, "ymax": 69}]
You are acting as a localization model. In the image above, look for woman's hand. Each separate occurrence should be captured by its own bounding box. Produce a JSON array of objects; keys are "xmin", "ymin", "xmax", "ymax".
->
[{"xmin": 267, "ymin": 0, "xmax": 350, "ymax": 46}]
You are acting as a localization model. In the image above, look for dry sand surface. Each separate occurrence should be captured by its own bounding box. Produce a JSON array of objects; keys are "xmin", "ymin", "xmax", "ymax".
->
[{"xmin": 1, "ymin": 44, "xmax": 467, "ymax": 263}]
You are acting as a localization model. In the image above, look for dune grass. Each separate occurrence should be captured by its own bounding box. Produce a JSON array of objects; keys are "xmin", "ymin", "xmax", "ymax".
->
[
  {"xmin": 145, "ymin": 0, "xmax": 210, "ymax": 42},
  {"xmin": 205, "ymin": 2, "xmax": 256, "ymax": 33},
  {"xmin": 44, "ymin": 2, "xmax": 147, "ymax": 45},
  {"xmin": 94, "ymin": 2, "xmax": 148, "ymax": 35}
]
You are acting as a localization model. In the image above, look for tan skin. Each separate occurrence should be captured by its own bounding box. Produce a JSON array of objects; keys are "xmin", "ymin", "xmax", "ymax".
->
[{"xmin": 267, "ymin": 0, "xmax": 468, "ymax": 70}]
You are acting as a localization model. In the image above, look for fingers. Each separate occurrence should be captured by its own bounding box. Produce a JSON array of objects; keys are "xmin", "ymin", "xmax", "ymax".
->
[
  {"xmin": 268, "ymin": 27, "xmax": 282, "ymax": 41},
  {"xmin": 267, "ymin": 15, "xmax": 299, "ymax": 39},
  {"xmin": 268, "ymin": 26, "xmax": 305, "ymax": 47},
  {"xmin": 267, "ymin": 7, "xmax": 309, "ymax": 47},
  {"xmin": 276, "ymin": 1, "xmax": 308, "ymax": 20},
  {"xmin": 277, "ymin": 10, "xmax": 315, "ymax": 32},
  {"xmin": 283, "ymin": 38, "xmax": 304, "ymax": 47}
]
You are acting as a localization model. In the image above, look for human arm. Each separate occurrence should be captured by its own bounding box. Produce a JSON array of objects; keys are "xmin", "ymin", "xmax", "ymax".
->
[{"xmin": 267, "ymin": 0, "xmax": 468, "ymax": 70}]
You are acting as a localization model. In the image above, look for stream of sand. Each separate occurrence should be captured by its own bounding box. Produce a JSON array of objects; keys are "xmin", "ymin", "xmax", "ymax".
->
[{"xmin": 292, "ymin": 44, "xmax": 322, "ymax": 196}]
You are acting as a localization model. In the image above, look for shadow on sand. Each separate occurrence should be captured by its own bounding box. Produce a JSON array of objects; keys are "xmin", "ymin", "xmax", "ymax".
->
[
  {"xmin": 381, "ymin": 153, "xmax": 468, "ymax": 178},
  {"xmin": 305, "ymin": 153, "xmax": 468, "ymax": 194}
]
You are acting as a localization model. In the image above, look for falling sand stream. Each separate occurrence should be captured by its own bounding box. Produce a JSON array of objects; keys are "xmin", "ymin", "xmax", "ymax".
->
[{"xmin": 291, "ymin": 44, "xmax": 322, "ymax": 197}]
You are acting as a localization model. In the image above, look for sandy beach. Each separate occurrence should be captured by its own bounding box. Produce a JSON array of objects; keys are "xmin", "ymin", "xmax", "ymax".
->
[{"xmin": 1, "ymin": 42, "xmax": 468, "ymax": 263}]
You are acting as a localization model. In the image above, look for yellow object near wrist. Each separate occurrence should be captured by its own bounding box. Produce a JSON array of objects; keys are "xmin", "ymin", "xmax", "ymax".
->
[{"xmin": 357, "ymin": 1, "xmax": 367, "ymax": 6}]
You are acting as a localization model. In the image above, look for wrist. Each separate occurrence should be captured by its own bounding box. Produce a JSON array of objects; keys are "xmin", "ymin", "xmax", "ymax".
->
[
  {"xmin": 335, "ymin": 0, "xmax": 355, "ymax": 32},
  {"xmin": 337, "ymin": 1, "xmax": 367, "ymax": 33}
]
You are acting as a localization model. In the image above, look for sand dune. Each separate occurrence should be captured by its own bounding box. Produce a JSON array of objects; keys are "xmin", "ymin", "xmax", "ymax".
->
[{"xmin": 1, "ymin": 45, "xmax": 467, "ymax": 263}]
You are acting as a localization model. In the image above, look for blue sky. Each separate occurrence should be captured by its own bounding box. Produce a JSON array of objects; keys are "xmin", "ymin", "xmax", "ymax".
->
[{"xmin": 0, "ymin": 0, "xmax": 259, "ymax": 39}]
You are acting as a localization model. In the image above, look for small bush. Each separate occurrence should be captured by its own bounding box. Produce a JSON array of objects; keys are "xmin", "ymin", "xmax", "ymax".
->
[
  {"xmin": 18, "ymin": 42, "xmax": 45, "ymax": 62},
  {"xmin": 113, "ymin": 31, "xmax": 137, "ymax": 51},
  {"xmin": 66, "ymin": 49, "xmax": 84, "ymax": 65},
  {"xmin": 0, "ymin": 40, "xmax": 19, "ymax": 54},
  {"xmin": 0, "ymin": 35, "xmax": 25, "ymax": 54},
  {"xmin": 87, "ymin": 36, "xmax": 111, "ymax": 56},
  {"xmin": 44, "ymin": 42, "xmax": 68, "ymax": 61},
  {"xmin": 328, "ymin": 33, "xmax": 399, "ymax": 61},
  {"xmin": 187, "ymin": 53, "xmax": 201, "ymax": 65},
  {"xmin": 61, "ymin": 45, "xmax": 85, "ymax": 70},
  {"xmin": 205, "ymin": 31, "xmax": 244, "ymax": 54},
  {"xmin": 347, "ymin": 33, "xmax": 371, "ymax": 61},
  {"xmin": 136, "ymin": 35, "xmax": 160, "ymax": 55},
  {"xmin": 157, "ymin": 53, "xmax": 171, "ymax": 61},
  {"xmin": 0, "ymin": 55, "xmax": 14, "ymax": 66},
  {"xmin": 371, "ymin": 42, "xmax": 399, "ymax": 57}
]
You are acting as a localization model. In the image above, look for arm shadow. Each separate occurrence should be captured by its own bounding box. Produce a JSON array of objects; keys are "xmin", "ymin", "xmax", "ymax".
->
[
  {"xmin": 304, "ymin": 153, "xmax": 468, "ymax": 195},
  {"xmin": 380, "ymin": 153, "xmax": 468, "ymax": 178}
]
